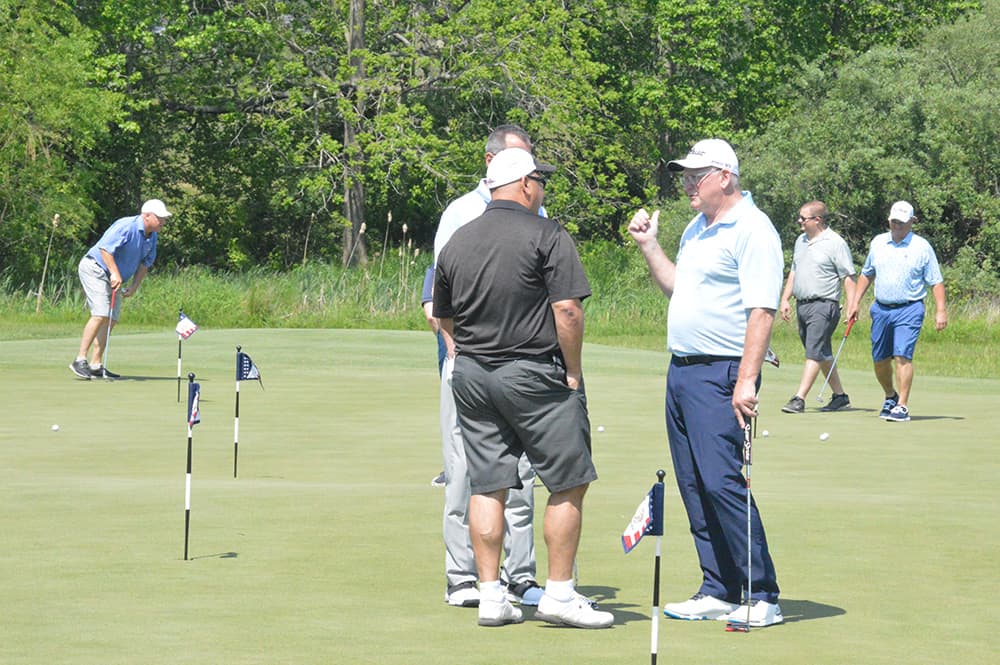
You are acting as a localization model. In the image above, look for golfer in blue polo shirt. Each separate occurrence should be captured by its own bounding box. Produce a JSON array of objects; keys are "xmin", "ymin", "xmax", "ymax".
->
[
  {"xmin": 628, "ymin": 139, "xmax": 784, "ymax": 628},
  {"xmin": 846, "ymin": 200, "xmax": 948, "ymax": 422},
  {"xmin": 69, "ymin": 199, "xmax": 171, "ymax": 380}
]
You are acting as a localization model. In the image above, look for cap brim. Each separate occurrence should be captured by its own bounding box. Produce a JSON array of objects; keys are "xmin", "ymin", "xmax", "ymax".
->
[
  {"xmin": 535, "ymin": 162, "xmax": 556, "ymax": 174},
  {"xmin": 667, "ymin": 157, "xmax": 710, "ymax": 172}
]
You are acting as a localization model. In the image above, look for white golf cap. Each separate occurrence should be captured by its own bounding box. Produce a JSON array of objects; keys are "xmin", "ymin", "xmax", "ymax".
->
[
  {"xmin": 484, "ymin": 148, "xmax": 556, "ymax": 189},
  {"xmin": 888, "ymin": 200, "xmax": 915, "ymax": 223},
  {"xmin": 141, "ymin": 199, "xmax": 173, "ymax": 218},
  {"xmin": 667, "ymin": 138, "xmax": 740, "ymax": 176}
]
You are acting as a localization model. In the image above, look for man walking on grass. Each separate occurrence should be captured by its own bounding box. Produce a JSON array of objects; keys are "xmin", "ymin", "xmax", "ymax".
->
[
  {"xmin": 846, "ymin": 200, "xmax": 947, "ymax": 422},
  {"xmin": 779, "ymin": 200, "xmax": 857, "ymax": 414}
]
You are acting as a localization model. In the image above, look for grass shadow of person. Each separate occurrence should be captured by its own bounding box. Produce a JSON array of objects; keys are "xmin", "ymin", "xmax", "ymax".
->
[{"xmin": 778, "ymin": 598, "xmax": 845, "ymax": 623}]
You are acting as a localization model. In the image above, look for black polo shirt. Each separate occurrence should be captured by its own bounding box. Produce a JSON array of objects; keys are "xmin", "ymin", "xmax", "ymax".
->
[{"xmin": 433, "ymin": 199, "xmax": 591, "ymax": 362}]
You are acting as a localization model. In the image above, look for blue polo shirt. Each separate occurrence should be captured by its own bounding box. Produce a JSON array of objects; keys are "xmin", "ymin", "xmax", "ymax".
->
[
  {"xmin": 85, "ymin": 214, "xmax": 158, "ymax": 282},
  {"xmin": 667, "ymin": 192, "xmax": 783, "ymax": 357},
  {"xmin": 860, "ymin": 231, "xmax": 942, "ymax": 304}
]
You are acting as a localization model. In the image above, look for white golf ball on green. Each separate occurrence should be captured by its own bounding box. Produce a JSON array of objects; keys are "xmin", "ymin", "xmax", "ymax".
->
[
  {"xmin": 819, "ymin": 432, "xmax": 829, "ymax": 441},
  {"xmin": 51, "ymin": 424, "xmax": 60, "ymax": 431}
]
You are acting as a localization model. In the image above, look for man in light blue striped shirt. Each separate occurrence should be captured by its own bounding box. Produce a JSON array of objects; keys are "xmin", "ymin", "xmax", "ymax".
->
[{"xmin": 846, "ymin": 201, "xmax": 948, "ymax": 422}]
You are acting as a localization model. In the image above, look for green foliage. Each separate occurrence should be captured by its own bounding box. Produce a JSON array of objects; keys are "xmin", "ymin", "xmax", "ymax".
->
[
  {"xmin": 743, "ymin": 0, "xmax": 999, "ymax": 263},
  {"xmin": 0, "ymin": 0, "xmax": 124, "ymax": 283}
]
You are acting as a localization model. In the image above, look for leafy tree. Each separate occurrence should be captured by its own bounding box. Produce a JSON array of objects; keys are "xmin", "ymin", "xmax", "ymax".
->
[
  {"xmin": 744, "ymin": 0, "xmax": 999, "ymax": 272},
  {"xmin": 0, "ymin": 0, "xmax": 124, "ymax": 286}
]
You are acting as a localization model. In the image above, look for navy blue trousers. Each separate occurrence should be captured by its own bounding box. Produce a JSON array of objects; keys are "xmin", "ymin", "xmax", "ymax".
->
[{"xmin": 665, "ymin": 358, "xmax": 779, "ymax": 604}]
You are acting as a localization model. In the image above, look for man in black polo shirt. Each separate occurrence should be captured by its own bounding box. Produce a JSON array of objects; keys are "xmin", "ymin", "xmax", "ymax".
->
[{"xmin": 434, "ymin": 148, "xmax": 612, "ymax": 629}]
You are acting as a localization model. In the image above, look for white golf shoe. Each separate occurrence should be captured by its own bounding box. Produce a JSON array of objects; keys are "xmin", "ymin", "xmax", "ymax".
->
[
  {"xmin": 477, "ymin": 598, "xmax": 523, "ymax": 627},
  {"xmin": 719, "ymin": 599, "xmax": 784, "ymax": 627},
  {"xmin": 662, "ymin": 593, "xmax": 738, "ymax": 620},
  {"xmin": 535, "ymin": 593, "xmax": 614, "ymax": 629}
]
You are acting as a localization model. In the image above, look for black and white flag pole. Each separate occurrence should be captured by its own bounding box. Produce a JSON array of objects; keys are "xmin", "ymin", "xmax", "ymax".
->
[
  {"xmin": 621, "ymin": 469, "xmax": 666, "ymax": 664},
  {"xmin": 234, "ymin": 346, "xmax": 241, "ymax": 478},
  {"xmin": 184, "ymin": 372, "xmax": 201, "ymax": 561}
]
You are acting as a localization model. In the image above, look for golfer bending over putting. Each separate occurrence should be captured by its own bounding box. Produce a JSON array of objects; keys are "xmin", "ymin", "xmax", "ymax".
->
[{"xmin": 434, "ymin": 147, "xmax": 612, "ymax": 629}]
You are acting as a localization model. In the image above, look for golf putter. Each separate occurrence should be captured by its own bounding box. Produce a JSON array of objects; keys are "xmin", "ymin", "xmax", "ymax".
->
[
  {"xmin": 727, "ymin": 418, "xmax": 754, "ymax": 633},
  {"xmin": 816, "ymin": 318, "xmax": 855, "ymax": 402}
]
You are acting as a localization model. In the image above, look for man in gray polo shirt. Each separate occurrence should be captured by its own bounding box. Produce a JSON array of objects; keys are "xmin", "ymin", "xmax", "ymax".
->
[{"xmin": 779, "ymin": 200, "xmax": 857, "ymax": 413}]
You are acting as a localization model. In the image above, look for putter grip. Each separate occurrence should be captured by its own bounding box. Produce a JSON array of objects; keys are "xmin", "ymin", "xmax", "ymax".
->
[{"xmin": 844, "ymin": 318, "xmax": 855, "ymax": 337}]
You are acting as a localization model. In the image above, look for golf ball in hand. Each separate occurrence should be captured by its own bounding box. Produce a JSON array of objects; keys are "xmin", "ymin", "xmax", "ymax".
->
[
  {"xmin": 762, "ymin": 430, "xmax": 770, "ymax": 437},
  {"xmin": 819, "ymin": 432, "xmax": 829, "ymax": 441},
  {"xmin": 51, "ymin": 424, "xmax": 60, "ymax": 431}
]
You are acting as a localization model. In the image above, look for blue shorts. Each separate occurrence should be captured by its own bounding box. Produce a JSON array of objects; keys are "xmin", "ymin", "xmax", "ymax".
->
[{"xmin": 870, "ymin": 300, "xmax": 924, "ymax": 361}]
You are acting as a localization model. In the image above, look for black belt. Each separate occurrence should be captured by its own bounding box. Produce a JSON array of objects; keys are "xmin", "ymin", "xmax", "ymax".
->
[
  {"xmin": 798, "ymin": 297, "xmax": 838, "ymax": 305},
  {"xmin": 877, "ymin": 300, "xmax": 922, "ymax": 309},
  {"xmin": 671, "ymin": 354, "xmax": 741, "ymax": 366}
]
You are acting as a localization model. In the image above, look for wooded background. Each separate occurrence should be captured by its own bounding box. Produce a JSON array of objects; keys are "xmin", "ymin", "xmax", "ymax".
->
[{"xmin": 1, "ymin": 0, "xmax": 996, "ymax": 292}]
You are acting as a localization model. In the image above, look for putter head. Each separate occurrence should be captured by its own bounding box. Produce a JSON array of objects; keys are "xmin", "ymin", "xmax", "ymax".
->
[
  {"xmin": 764, "ymin": 347, "xmax": 780, "ymax": 368},
  {"xmin": 725, "ymin": 622, "xmax": 750, "ymax": 633}
]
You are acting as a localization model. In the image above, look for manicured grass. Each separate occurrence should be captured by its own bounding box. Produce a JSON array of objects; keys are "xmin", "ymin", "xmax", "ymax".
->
[{"xmin": 1, "ymin": 329, "xmax": 996, "ymax": 664}]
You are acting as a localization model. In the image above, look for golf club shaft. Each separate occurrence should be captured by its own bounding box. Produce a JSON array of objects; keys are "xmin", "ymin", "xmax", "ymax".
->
[
  {"xmin": 102, "ymin": 287, "xmax": 117, "ymax": 375},
  {"xmin": 816, "ymin": 318, "xmax": 856, "ymax": 401}
]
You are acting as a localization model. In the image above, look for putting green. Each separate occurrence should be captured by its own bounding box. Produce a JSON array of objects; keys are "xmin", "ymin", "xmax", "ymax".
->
[{"xmin": 1, "ymin": 329, "xmax": 995, "ymax": 664}]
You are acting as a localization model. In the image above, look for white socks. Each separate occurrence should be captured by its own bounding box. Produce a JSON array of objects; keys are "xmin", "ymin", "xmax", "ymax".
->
[{"xmin": 545, "ymin": 579, "xmax": 575, "ymax": 602}]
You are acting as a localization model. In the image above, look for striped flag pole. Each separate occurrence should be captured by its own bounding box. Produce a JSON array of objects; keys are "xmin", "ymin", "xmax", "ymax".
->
[
  {"xmin": 234, "ymin": 346, "xmax": 241, "ymax": 478},
  {"xmin": 183, "ymin": 372, "xmax": 200, "ymax": 560},
  {"xmin": 176, "ymin": 309, "xmax": 183, "ymax": 402},
  {"xmin": 650, "ymin": 469, "xmax": 665, "ymax": 665}
]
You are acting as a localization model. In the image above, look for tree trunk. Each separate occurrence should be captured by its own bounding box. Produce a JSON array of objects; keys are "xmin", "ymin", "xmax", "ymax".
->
[{"xmin": 341, "ymin": 0, "xmax": 368, "ymax": 266}]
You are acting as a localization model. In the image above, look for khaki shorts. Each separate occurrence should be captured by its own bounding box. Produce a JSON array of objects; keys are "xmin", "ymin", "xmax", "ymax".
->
[
  {"xmin": 450, "ymin": 354, "xmax": 598, "ymax": 495},
  {"xmin": 78, "ymin": 257, "xmax": 122, "ymax": 320}
]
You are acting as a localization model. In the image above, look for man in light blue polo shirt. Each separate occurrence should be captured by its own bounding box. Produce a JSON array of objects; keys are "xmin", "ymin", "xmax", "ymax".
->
[
  {"xmin": 628, "ymin": 138, "xmax": 784, "ymax": 627},
  {"xmin": 846, "ymin": 201, "xmax": 947, "ymax": 422},
  {"xmin": 69, "ymin": 199, "xmax": 170, "ymax": 380}
]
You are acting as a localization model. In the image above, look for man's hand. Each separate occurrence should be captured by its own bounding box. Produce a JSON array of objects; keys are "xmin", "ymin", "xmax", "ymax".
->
[
  {"xmin": 779, "ymin": 299, "xmax": 792, "ymax": 322},
  {"xmin": 627, "ymin": 208, "xmax": 660, "ymax": 246},
  {"xmin": 732, "ymin": 377, "xmax": 759, "ymax": 429}
]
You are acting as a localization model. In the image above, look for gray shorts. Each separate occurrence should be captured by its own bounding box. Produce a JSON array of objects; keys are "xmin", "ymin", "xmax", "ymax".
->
[
  {"xmin": 450, "ymin": 354, "xmax": 598, "ymax": 495},
  {"xmin": 796, "ymin": 299, "xmax": 840, "ymax": 361},
  {"xmin": 78, "ymin": 257, "xmax": 122, "ymax": 320}
]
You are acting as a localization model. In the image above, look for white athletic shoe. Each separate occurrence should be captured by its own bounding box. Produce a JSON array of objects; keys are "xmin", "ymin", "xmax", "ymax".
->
[
  {"xmin": 662, "ymin": 593, "xmax": 738, "ymax": 620},
  {"xmin": 719, "ymin": 600, "xmax": 784, "ymax": 627},
  {"xmin": 446, "ymin": 582, "xmax": 480, "ymax": 607},
  {"xmin": 535, "ymin": 593, "xmax": 614, "ymax": 629},
  {"xmin": 477, "ymin": 598, "xmax": 523, "ymax": 627}
]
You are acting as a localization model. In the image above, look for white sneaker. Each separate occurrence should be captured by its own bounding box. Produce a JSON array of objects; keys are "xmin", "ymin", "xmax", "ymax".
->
[
  {"xmin": 662, "ymin": 593, "xmax": 738, "ymax": 620},
  {"xmin": 446, "ymin": 582, "xmax": 480, "ymax": 607},
  {"xmin": 719, "ymin": 600, "xmax": 784, "ymax": 627},
  {"xmin": 478, "ymin": 598, "xmax": 523, "ymax": 627},
  {"xmin": 535, "ymin": 593, "xmax": 614, "ymax": 629}
]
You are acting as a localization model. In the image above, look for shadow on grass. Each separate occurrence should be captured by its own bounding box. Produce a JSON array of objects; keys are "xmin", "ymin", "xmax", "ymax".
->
[
  {"xmin": 188, "ymin": 551, "xmax": 239, "ymax": 560},
  {"xmin": 835, "ymin": 407, "xmax": 964, "ymax": 421},
  {"xmin": 778, "ymin": 598, "xmax": 845, "ymax": 623}
]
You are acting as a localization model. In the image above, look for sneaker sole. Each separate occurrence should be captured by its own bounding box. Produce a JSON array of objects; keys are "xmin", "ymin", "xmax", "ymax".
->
[
  {"xmin": 447, "ymin": 598, "xmax": 480, "ymax": 608},
  {"xmin": 780, "ymin": 408, "xmax": 803, "ymax": 413},
  {"xmin": 477, "ymin": 615, "xmax": 523, "ymax": 627},
  {"xmin": 534, "ymin": 611, "xmax": 612, "ymax": 629},
  {"xmin": 663, "ymin": 609, "xmax": 730, "ymax": 621}
]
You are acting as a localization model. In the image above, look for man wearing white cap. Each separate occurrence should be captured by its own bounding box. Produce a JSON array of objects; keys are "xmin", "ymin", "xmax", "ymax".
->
[
  {"xmin": 69, "ymin": 199, "xmax": 171, "ymax": 380},
  {"xmin": 628, "ymin": 138, "xmax": 784, "ymax": 627},
  {"xmin": 427, "ymin": 125, "xmax": 548, "ymax": 611},
  {"xmin": 846, "ymin": 200, "xmax": 947, "ymax": 422},
  {"xmin": 434, "ymin": 148, "xmax": 612, "ymax": 629}
]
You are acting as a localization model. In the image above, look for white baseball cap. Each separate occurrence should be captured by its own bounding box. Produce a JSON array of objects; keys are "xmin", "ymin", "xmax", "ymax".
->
[
  {"xmin": 484, "ymin": 148, "xmax": 556, "ymax": 189},
  {"xmin": 888, "ymin": 200, "xmax": 915, "ymax": 223},
  {"xmin": 141, "ymin": 199, "xmax": 173, "ymax": 218},
  {"xmin": 667, "ymin": 138, "xmax": 740, "ymax": 176}
]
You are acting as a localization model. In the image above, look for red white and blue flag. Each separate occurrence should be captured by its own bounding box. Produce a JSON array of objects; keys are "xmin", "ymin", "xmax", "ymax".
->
[
  {"xmin": 187, "ymin": 381, "xmax": 201, "ymax": 427},
  {"xmin": 622, "ymin": 481, "xmax": 664, "ymax": 554},
  {"xmin": 176, "ymin": 312, "xmax": 198, "ymax": 340}
]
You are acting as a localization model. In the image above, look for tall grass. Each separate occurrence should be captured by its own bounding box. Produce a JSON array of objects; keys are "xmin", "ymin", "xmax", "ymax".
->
[{"xmin": 3, "ymin": 240, "xmax": 999, "ymax": 377}]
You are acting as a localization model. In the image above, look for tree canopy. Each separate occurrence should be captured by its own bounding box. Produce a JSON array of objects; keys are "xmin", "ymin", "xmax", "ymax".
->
[{"xmin": 0, "ymin": 0, "xmax": 993, "ymax": 289}]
